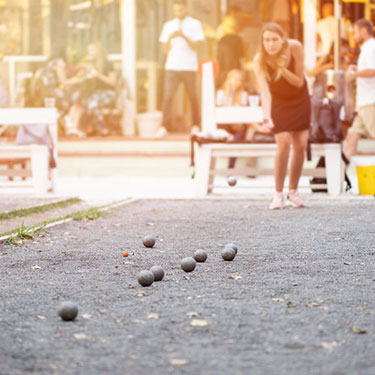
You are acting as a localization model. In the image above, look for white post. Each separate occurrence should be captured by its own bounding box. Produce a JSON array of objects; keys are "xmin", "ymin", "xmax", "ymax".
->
[
  {"xmin": 334, "ymin": 0, "xmax": 342, "ymax": 70},
  {"xmin": 31, "ymin": 145, "xmax": 49, "ymax": 195},
  {"xmin": 121, "ymin": 0, "xmax": 136, "ymax": 135},
  {"xmin": 303, "ymin": 0, "xmax": 317, "ymax": 73},
  {"xmin": 324, "ymin": 144, "xmax": 343, "ymax": 196},
  {"xmin": 122, "ymin": 0, "xmax": 136, "ymax": 102},
  {"xmin": 201, "ymin": 62, "xmax": 216, "ymax": 133},
  {"xmin": 9, "ymin": 60, "xmax": 16, "ymax": 106}
]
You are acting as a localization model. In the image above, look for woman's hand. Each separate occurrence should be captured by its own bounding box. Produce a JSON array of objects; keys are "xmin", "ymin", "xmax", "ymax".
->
[
  {"xmin": 262, "ymin": 118, "xmax": 274, "ymax": 133},
  {"xmin": 276, "ymin": 54, "xmax": 288, "ymax": 69}
]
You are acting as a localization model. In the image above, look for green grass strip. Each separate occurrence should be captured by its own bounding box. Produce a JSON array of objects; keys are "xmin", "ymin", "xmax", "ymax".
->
[
  {"xmin": 0, "ymin": 199, "xmax": 130, "ymax": 241},
  {"xmin": 0, "ymin": 198, "xmax": 82, "ymax": 221}
]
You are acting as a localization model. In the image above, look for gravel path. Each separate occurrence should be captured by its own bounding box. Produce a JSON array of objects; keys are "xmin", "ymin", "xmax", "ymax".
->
[{"xmin": 0, "ymin": 199, "xmax": 374, "ymax": 375}]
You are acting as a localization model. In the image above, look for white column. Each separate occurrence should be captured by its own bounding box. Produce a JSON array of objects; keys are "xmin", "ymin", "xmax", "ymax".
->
[
  {"xmin": 334, "ymin": 0, "xmax": 342, "ymax": 70},
  {"xmin": 31, "ymin": 145, "xmax": 49, "ymax": 195},
  {"xmin": 303, "ymin": 0, "xmax": 317, "ymax": 73},
  {"xmin": 201, "ymin": 62, "xmax": 216, "ymax": 133},
  {"xmin": 122, "ymin": 0, "xmax": 136, "ymax": 105}
]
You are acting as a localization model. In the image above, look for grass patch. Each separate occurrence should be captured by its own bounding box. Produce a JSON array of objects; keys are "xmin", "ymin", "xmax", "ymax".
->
[
  {"xmin": 0, "ymin": 204, "xmax": 113, "ymax": 243},
  {"xmin": 71, "ymin": 207, "xmax": 105, "ymax": 221},
  {"xmin": 5, "ymin": 222, "xmax": 46, "ymax": 245},
  {"xmin": 0, "ymin": 198, "xmax": 82, "ymax": 221},
  {"xmin": 0, "ymin": 199, "xmax": 131, "ymax": 243}
]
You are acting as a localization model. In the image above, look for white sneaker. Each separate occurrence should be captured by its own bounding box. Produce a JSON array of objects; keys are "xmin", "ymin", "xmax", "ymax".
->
[
  {"xmin": 286, "ymin": 189, "xmax": 305, "ymax": 208},
  {"xmin": 155, "ymin": 126, "xmax": 168, "ymax": 138},
  {"xmin": 269, "ymin": 192, "xmax": 284, "ymax": 210}
]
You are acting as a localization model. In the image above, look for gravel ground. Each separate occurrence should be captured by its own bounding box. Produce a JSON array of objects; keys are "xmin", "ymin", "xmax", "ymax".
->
[{"xmin": 0, "ymin": 199, "xmax": 374, "ymax": 375}]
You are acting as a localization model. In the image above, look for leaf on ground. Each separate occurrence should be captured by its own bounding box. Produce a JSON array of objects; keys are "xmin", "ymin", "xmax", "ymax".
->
[
  {"xmin": 285, "ymin": 342, "xmax": 305, "ymax": 350},
  {"xmin": 307, "ymin": 302, "xmax": 322, "ymax": 307},
  {"xmin": 82, "ymin": 314, "xmax": 92, "ymax": 320},
  {"xmin": 147, "ymin": 312, "xmax": 159, "ymax": 319},
  {"xmin": 321, "ymin": 342, "xmax": 339, "ymax": 351},
  {"xmin": 169, "ymin": 359, "xmax": 188, "ymax": 366},
  {"xmin": 229, "ymin": 275, "xmax": 242, "ymax": 280},
  {"xmin": 272, "ymin": 298, "xmax": 284, "ymax": 302},
  {"xmin": 352, "ymin": 327, "xmax": 367, "ymax": 334},
  {"xmin": 287, "ymin": 301, "xmax": 293, "ymax": 308},
  {"xmin": 32, "ymin": 265, "xmax": 41, "ymax": 270},
  {"xmin": 190, "ymin": 318, "xmax": 210, "ymax": 327},
  {"xmin": 73, "ymin": 333, "xmax": 90, "ymax": 340}
]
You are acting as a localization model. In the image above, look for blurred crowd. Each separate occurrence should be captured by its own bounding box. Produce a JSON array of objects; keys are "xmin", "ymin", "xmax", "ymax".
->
[{"xmin": 16, "ymin": 42, "xmax": 128, "ymax": 138}]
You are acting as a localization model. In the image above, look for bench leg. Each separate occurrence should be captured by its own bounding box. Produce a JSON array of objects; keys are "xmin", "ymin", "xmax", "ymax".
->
[
  {"xmin": 207, "ymin": 157, "xmax": 216, "ymax": 193},
  {"xmin": 324, "ymin": 145, "xmax": 343, "ymax": 196},
  {"xmin": 195, "ymin": 145, "xmax": 211, "ymax": 197},
  {"xmin": 31, "ymin": 145, "xmax": 49, "ymax": 195}
]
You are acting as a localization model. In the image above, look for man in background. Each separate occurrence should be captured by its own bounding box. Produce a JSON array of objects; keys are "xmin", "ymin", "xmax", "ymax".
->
[
  {"xmin": 344, "ymin": 18, "xmax": 375, "ymax": 161},
  {"xmin": 159, "ymin": 0, "xmax": 204, "ymax": 136}
]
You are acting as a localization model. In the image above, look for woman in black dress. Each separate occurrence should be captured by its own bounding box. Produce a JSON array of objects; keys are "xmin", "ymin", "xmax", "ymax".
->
[{"xmin": 254, "ymin": 23, "xmax": 311, "ymax": 209}]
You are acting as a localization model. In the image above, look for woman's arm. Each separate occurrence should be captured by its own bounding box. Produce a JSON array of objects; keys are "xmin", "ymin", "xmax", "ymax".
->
[
  {"xmin": 307, "ymin": 55, "xmax": 332, "ymax": 78},
  {"xmin": 93, "ymin": 70, "xmax": 117, "ymax": 89},
  {"xmin": 254, "ymin": 57, "xmax": 273, "ymax": 132},
  {"xmin": 279, "ymin": 40, "xmax": 305, "ymax": 88}
]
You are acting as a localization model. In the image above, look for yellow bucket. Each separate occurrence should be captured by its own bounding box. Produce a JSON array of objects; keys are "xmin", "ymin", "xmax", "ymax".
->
[{"xmin": 356, "ymin": 165, "xmax": 375, "ymax": 195}]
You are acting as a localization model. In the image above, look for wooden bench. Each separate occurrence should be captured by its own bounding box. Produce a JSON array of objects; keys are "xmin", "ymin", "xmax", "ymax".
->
[
  {"xmin": 194, "ymin": 62, "xmax": 344, "ymax": 197},
  {"xmin": 0, "ymin": 108, "xmax": 58, "ymax": 194}
]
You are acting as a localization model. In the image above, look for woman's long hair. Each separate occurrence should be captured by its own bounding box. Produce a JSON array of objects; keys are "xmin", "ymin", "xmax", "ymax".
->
[
  {"xmin": 258, "ymin": 23, "xmax": 288, "ymax": 81},
  {"xmin": 221, "ymin": 69, "xmax": 246, "ymax": 105},
  {"xmin": 89, "ymin": 41, "xmax": 108, "ymax": 74}
]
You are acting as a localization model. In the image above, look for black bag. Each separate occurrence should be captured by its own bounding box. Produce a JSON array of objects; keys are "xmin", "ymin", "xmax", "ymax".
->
[{"xmin": 309, "ymin": 97, "xmax": 343, "ymax": 143}]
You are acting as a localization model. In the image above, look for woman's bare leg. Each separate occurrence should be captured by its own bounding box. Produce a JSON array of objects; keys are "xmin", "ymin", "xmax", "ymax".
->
[
  {"xmin": 274, "ymin": 132, "xmax": 291, "ymax": 192},
  {"xmin": 289, "ymin": 129, "xmax": 309, "ymax": 190}
]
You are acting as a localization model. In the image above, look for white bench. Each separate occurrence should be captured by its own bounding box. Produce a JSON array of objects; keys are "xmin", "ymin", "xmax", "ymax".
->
[
  {"xmin": 0, "ymin": 108, "xmax": 58, "ymax": 194},
  {"xmin": 194, "ymin": 62, "xmax": 344, "ymax": 197}
]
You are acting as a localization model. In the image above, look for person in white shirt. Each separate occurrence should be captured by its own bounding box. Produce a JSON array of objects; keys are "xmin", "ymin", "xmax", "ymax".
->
[
  {"xmin": 316, "ymin": 1, "xmax": 349, "ymax": 55},
  {"xmin": 344, "ymin": 18, "xmax": 375, "ymax": 161},
  {"xmin": 159, "ymin": 0, "xmax": 204, "ymax": 136}
]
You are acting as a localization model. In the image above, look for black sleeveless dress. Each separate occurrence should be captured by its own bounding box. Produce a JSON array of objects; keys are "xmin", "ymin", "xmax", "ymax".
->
[{"xmin": 267, "ymin": 56, "xmax": 311, "ymax": 134}]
